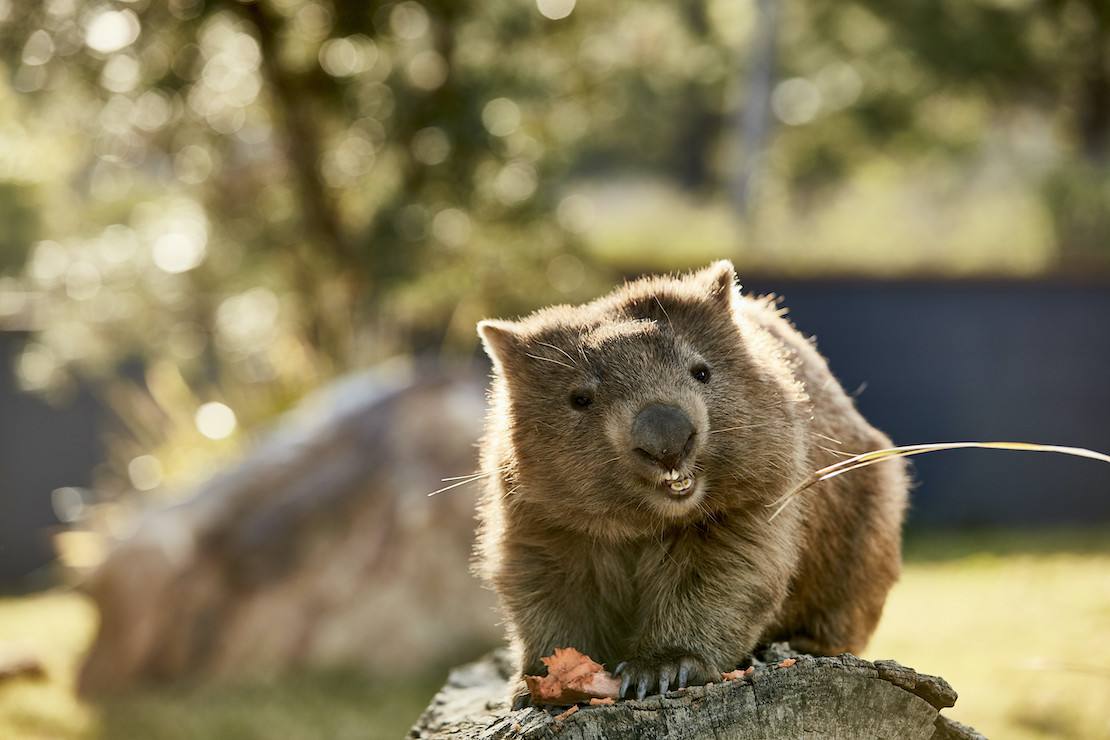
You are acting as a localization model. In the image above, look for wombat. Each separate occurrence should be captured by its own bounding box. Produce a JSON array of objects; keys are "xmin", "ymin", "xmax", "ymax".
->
[{"xmin": 475, "ymin": 261, "xmax": 908, "ymax": 702}]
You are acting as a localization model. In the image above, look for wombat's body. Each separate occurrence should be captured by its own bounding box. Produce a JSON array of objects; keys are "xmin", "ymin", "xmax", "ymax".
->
[{"xmin": 476, "ymin": 262, "xmax": 907, "ymax": 700}]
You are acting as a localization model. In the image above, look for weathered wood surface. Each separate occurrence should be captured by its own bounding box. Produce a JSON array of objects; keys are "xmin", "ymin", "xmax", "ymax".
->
[
  {"xmin": 77, "ymin": 365, "xmax": 499, "ymax": 696},
  {"xmin": 409, "ymin": 647, "xmax": 988, "ymax": 740}
]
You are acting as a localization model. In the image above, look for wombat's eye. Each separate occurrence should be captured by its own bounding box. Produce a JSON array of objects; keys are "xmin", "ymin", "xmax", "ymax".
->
[
  {"xmin": 691, "ymin": 364, "xmax": 711, "ymax": 384},
  {"xmin": 569, "ymin": 394, "xmax": 593, "ymax": 410}
]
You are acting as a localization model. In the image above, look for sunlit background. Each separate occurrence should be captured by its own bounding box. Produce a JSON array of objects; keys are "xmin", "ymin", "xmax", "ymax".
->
[{"xmin": 1, "ymin": 0, "xmax": 1109, "ymax": 738}]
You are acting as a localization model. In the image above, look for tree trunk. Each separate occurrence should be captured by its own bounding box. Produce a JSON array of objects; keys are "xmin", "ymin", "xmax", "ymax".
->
[
  {"xmin": 730, "ymin": 0, "xmax": 778, "ymax": 217},
  {"xmin": 409, "ymin": 647, "xmax": 988, "ymax": 740}
]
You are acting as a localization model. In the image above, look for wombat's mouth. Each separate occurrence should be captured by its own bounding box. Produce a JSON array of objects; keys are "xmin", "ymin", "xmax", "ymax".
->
[{"xmin": 661, "ymin": 469, "xmax": 695, "ymax": 495}]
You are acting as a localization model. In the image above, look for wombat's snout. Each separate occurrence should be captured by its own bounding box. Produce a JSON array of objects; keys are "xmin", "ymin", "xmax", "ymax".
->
[{"xmin": 630, "ymin": 402, "xmax": 696, "ymax": 471}]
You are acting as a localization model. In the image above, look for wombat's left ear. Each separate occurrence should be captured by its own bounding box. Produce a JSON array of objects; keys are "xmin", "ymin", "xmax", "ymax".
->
[
  {"xmin": 478, "ymin": 320, "xmax": 522, "ymax": 372},
  {"xmin": 700, "ymin": 260, "xmax": 740, "ymax": 307}
]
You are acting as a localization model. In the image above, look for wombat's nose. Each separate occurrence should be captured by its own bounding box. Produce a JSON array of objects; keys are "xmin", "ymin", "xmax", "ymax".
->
[{"xmin": 630, "ymin": 402, "xmax": 696, "ymax": 470}]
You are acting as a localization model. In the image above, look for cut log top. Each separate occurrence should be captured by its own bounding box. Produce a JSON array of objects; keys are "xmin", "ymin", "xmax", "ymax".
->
[{"xmin": 409, "ymin": 647, "xmax": 988, "ymax": 740}]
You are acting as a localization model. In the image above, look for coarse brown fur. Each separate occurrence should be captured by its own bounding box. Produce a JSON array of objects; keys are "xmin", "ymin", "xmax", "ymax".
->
[{"xmin": 475, "ymin": 261, "xmax": 908, "ymax": 702}]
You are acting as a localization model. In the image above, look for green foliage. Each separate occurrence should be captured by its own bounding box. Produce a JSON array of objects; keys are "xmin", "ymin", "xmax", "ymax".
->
[
  {"xmin": 0, "ymin": 183, "xmax": 39, "ymax": 270},
  {"xmin": 0, "ymin": 0, "xmax": 1108, "ymax": 501}
]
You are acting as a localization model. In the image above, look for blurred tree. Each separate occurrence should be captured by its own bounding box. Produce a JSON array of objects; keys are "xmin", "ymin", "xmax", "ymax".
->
[
  {"xmin": 0, "ymin": 0, "xmax": 1108, "ymax": 506},
  {"xmin": 787, "ymin": 0, "xmax": 1110, "ymax": 256}
]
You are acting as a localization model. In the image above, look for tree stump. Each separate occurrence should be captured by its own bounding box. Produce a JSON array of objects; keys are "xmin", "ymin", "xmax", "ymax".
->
[{"xmin": 409, "ymin": 647, "xmax": 987, "ymax": 739}]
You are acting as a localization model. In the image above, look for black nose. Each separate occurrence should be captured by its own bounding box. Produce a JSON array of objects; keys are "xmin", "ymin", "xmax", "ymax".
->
[{"xmin": 630, "ymin": 402, "xmax": 696, "ymax": 470}]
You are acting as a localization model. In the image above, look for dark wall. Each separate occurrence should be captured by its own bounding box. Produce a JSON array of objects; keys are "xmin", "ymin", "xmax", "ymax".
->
[
  {"xmin": 0, "ymin": 333, "xmax": 104, "ymax": 588},
  {"xmin": 745, "ymin": 279, "xmax": 1110, "ymax": 528}
]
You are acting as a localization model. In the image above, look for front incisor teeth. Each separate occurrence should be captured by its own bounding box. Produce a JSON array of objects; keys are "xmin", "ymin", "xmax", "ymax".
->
[{"xmin": 668, "ymin": 478, "xmax": 693, "ymax": 492}]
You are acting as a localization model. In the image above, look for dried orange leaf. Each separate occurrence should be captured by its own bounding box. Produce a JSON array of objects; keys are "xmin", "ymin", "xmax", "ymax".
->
[
  {"xmin": 524, "ymin": 647, "xmax": 621, "ymax": 705},
  {"xmin": 721, "ymin": 665, "xmax": 756, "ymax": 681}
]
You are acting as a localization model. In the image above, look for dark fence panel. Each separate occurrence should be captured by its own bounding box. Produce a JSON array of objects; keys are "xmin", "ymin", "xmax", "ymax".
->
[
  {"xmin": 745, "ymin": 279, "xmax": 1110, "ymax": 528},
  {"xmin": 0, "ymin": 333, "xmax": 104, "ymax": 588}
]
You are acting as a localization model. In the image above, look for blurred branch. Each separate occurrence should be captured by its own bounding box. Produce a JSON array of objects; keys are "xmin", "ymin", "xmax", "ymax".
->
[
  {"xmin": 730, "ymin": 0, "xmax": 778, "ymax": 216},
  {"xmin": 237, "ymin": 3, "xmax": 354, "ymax": 267},
  {"xmin": 233, "ymin": 1, "xmax": 363, "ymax": 356}
]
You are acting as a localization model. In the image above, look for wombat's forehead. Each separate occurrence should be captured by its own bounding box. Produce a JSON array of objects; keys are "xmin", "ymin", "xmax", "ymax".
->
[{"xmin": 531, "ymin": 316, "xmax": 665, "ymax": 351}]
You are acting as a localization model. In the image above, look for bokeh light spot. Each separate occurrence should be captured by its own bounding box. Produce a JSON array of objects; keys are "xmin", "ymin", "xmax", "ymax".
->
[
  {"xmin": 772, "ymin": 77, "xmax": 822, "ymax": 126},
  {"xmin": 494, "ymin": 161, "xmax": 537, "ymax": 204},
  {"xmin": 547, "ymin": 254, "xmax": 585, "ymax": 293},
  {"xmin": 128, "ymin": 454, "xmax": 164, "ymax": 491},
  {"xmin": 482, "ymin": 98, "xmax": 521, "ymax": 137},
  {"xmin": 152, "ymin": 231, "xmax": 207, "ymax": 273},
  {"xmin": 319, "ymin": 35, "xmax": 376, "ymax": 77},
  {"xmin": 390, "ymin": 2, "xmax": 430, "ymax": 39},
  {"xmin": 412, "ymin": 126, "xmax": 451, "ymax": 165},
  {"xmin": 556, "ymin": 194, "xmax": 596, "ymax": 233},
  {"xmin": 537, "ymin": 0, "xmax": 576, "ymax": 21},
  {"xmin": 432, "ymin": 208, "xmax": 471, "ymax": 248},
  {"xmin": 22, "ymin": 30, "xmax": 55, "ymax": 66},
  {"xmin": 407, "ymin": 49, "xmax": 448, "ymax": 91},
  {"xmin": 196, "ymin": 402, "xmax": 237, "ymax": 440},
  {"xmin": 84, "ymin": 9, "xmax": 141, "ymax": 54}
]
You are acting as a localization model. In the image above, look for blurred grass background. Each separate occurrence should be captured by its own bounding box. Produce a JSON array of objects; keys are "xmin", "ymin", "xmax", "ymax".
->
[{"xmin": 3, "ymin": 527, "xmax": 1109, "ymax": 739}]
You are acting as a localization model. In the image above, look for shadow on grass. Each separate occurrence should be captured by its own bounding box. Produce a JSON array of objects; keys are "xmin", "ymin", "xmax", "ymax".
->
[{"xmin": 902, "ymin": 526, "xmax": 1110, "ymax": 563}]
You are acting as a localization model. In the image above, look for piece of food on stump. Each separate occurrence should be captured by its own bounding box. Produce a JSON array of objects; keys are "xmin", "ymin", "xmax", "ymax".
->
[{"xmin": 523, "ymin": 647, "xmax": 621, "ymax": 705}]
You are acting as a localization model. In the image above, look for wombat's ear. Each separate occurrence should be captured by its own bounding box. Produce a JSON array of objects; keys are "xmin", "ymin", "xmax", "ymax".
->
[
  {"xmin": 700, "ymin": 260, "xmax": 740, "ymax": 308},
  {"xmin": 478, "ymin": 320, "xmax": 523, "ymax": 372}
]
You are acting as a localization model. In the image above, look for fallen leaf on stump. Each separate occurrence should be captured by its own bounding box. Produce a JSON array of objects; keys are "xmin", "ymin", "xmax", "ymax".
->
[
  {"xmin": 523, "ymin": 647, "xmax": 621, "ymax": 705},
  {"xmin": 721, "ymin": 666, "xmax": 755, "ymax": 681}
]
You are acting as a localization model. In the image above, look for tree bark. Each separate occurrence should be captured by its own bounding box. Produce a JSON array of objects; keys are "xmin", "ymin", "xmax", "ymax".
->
[{"xmin": 409, "ymin": 647, "xmax": 988, "ymax": 740}]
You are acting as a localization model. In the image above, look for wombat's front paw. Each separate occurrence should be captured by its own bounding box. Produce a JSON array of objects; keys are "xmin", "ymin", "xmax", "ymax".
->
[{"xmin": 613, "ymin": 651, "xmax": 719, "ymax": 700}]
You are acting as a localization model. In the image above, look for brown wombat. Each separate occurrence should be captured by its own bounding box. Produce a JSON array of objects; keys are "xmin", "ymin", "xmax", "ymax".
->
[{"xmin": 475, "ymin": 261, "xmax": 908, "ymax": 702}]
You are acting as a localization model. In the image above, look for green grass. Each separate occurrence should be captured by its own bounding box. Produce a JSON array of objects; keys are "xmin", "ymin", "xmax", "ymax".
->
[
  {"xmin": 0, "ymin": 591, "xmax": 443, "ymax": 740},
  {"xmin": 0, "ymin": 589, "xmax": 96, "ymax": 740},
  {"xmin": 2, "ymin": 529, "xmax": 1109, "ymax": 739},
  {"xmin": 867, "ymin": 527, "xmax": 1110, "ymax": 740},
  {"xmin": 95, "ymin": 669, "xmax": 441, "ymax": 740}
]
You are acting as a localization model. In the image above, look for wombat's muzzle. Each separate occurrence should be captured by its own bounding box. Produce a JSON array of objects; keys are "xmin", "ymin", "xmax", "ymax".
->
[{"xmin": 630, "ymin": 402, "xmax": 696, "ymax": 471}]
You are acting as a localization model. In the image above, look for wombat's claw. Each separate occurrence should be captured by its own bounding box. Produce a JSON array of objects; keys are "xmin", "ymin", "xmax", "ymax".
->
[
  {"xmin": 614, "ymin": 661, "xmax": 655, "ymax": 699},
  {"xmin": 615, "ymin": 653, "xmax": 717, "ymax": 700}
]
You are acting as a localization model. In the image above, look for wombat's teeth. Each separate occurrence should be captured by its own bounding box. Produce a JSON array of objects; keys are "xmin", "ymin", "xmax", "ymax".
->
[{"xmin": 668, "ymin": 477, "xmax": 693, "ymax": 492}]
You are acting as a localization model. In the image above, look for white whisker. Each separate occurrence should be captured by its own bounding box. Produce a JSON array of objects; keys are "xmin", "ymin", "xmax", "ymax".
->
[{"xmin": 525, "ymin": 353, "xmax": 575, "ymax": 370}]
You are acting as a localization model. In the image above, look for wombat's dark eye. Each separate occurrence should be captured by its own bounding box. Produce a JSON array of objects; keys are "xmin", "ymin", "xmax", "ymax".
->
[
  {"xmin": 691, "ymin": 365, "xmax": 711, "ymax": 383},
  {"xmin": 570, "ymin": 394, "xmax": 593, "ymax": 410}
]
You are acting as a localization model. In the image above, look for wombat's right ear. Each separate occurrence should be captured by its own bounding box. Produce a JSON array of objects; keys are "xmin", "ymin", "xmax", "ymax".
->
[{"xmin": 478, "ymin": 320, "xmax": 523, "ymax": 372}]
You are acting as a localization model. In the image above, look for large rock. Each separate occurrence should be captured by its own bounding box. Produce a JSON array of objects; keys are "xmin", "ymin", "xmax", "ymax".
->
[{"xmin": 78, "ymin": 363, "xmax": 499, "ymax": 696}]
